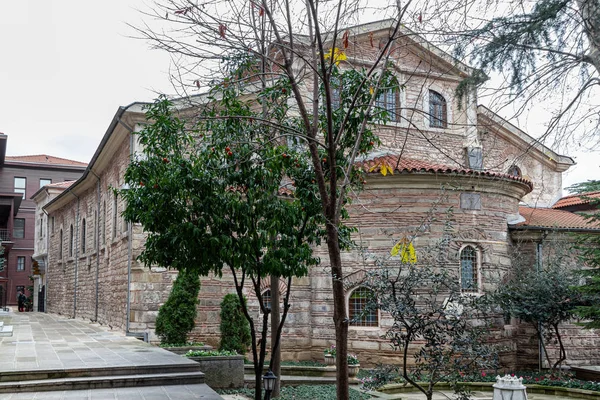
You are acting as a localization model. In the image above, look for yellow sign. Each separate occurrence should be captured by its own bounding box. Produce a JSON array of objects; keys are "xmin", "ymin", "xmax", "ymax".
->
[
  {"xmin": 324, "ymin": 48, "xmax": 347, "ymax": 66},
  {"xmin": 390, "ymin": 238, "xmax": 417, "ymax": 264}
]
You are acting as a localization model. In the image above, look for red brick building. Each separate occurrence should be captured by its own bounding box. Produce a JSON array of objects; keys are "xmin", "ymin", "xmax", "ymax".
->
[{"xmin": 0, "ymin": 134, "xmax": 86, "ymax": 309}]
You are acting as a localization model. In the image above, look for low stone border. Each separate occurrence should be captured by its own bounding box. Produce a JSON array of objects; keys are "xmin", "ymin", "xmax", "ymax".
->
[
  {"xmin": 161, "ymin": 345, "xmax": 213, "ymax": 355},
  {"xmin": 573, "ymin": 366, "xmax": 600, "ymax": 382},
  {"xmin": 380, "ymin": 382, "xmax": 600, "ymax": 399},
  {"xmin": 245, "ymin": 364, "xmax": 337, "ymax": 377},
  {"xmin": 189, "ymin": 355, "xmax": 244, "ymax": 389}
]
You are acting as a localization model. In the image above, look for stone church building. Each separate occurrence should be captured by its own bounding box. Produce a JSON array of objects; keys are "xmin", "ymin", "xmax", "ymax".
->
[{"xmin": 38, "ymin": 20, "xmax": 600, "ymax": 369}]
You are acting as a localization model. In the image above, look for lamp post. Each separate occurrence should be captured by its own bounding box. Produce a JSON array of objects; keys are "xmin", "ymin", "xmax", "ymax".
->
[{"xmin": 262, "ymin": 370, "xmax": 277, "ymax": 400}]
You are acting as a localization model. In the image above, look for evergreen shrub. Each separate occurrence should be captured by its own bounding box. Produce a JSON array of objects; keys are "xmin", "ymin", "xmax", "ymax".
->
[
  {"xmin": 155, "ymin": 269, "xmax": 200, "ymax": 345},
  {"xmin": 219, "ymin": 293, "xmax": 251, "ymax": 354}
]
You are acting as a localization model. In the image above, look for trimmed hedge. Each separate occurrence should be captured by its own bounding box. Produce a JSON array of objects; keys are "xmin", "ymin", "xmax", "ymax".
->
[
  {"xmin": 155, "ymin": 269, "xmax": 200, "ymax": 345},
  {"xmin": 219, "ymin": 293, "xmax": 251, "ymax": 355}
]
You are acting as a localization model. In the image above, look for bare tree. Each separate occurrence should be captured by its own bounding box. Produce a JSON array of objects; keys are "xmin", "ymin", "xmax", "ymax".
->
[{"xmin": 131, "ymin": 1, "xmax": 427, "ymax": 397}]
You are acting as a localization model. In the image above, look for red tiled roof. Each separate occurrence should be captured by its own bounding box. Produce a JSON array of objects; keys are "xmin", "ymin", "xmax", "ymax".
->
[
  {"xmin": 553, "ymin": 191, "xmax": 600, "ymax": 209},
  {"xmin": 5, "ymin": 154, "xmax": 87, "ymax": 167},
  {"xmin": 360, "ymin": 155, "xmax": 533, "ymax": 189},
  {"xmin": 46, "ymin": 181, "xmax": 76, "ymax": 189},
  {"xmin": 515, "ymin": 206, "xmax": 600, "ymax": 230}
]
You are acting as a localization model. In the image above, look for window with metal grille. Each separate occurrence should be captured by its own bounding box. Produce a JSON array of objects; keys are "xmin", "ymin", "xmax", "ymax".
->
[
  {"xmin": 59, "ymin": 229, "xmax": 63, "ymax": 259},
  {"xmin": 81, "ymin": 219, "xmax": 86, "ymax": 254},
  {"xmin": 460, "ymin": 245, "xmax": 478, "ymax": 293},
  {"xmin": 375, "ymin": 88, "xmax": 401, "ymax": 122},
  {"xmin": 69, "ymin": 225, "xmax": 74, "ymax": 257},
  {"xmin": 262, "ymin": 289, "xmax": 271, "ymax": 311},
  {"xmin": 429, "ymin": 90, "xmax": 447, "ymax": 128},
  {"xmin": 349, "ymin": 287, "xmax": 378, "ymax": 327}
]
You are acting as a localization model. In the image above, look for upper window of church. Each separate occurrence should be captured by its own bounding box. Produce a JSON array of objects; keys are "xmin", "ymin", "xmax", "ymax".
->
[
  {"xmin": 508, "ymin": 165, "xmax": 522, "ymax": 177},
  {"xmin": 375, "ymin": 88, "xmax": 401, "ymax": 122},
  {"xmin": 429, "ymin": 90, "xmax": 447, "ymax": 128}
]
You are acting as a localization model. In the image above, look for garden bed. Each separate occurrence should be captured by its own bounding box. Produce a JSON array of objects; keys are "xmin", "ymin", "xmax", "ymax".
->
[
  {"xmin": 379, "ymin": 382, "xmax": 600, "ymax": 399},
  {"xmin": 160, "ymin": 344, "xmax": 213, "ymax": 355}
]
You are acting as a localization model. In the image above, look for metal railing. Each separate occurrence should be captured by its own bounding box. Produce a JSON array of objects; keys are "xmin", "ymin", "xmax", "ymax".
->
[{"xmin": 0, "ymin": 229, "xmax": 9, "ymax": 242}]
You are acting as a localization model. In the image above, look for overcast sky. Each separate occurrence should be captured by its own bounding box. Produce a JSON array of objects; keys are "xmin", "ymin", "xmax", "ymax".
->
[{"xmin": 0, "ymin": 0, "xmax": 597, "ymax": 192}]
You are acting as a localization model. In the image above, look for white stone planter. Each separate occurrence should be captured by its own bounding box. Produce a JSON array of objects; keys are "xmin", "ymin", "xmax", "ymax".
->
[
  {"xmin": 493, "ymin": 374, "xmax": 527, "ymax": 400},
  {"xmin": 324, "ymin": 354, "xmax": 336, "ymax": 365},
  {"xmin": 348, "ymin": 364, "xmax": 360, "ymax": 377}
]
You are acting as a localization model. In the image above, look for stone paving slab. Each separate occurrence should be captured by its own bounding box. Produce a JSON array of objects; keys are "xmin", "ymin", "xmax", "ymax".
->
[
  {"xmin": 0, "ymin": 384, "xmax": 222, "ymax": 399},
  {"xmin": 0, "ymin": 312, "xmax": 197, "ymax": 372}
]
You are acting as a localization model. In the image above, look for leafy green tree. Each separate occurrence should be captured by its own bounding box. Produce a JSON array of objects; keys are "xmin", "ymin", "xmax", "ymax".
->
[
  {"xmin": 121, "ymin": 92, "xmax": 323, "ymax": 399},
  {"xmin": 219, "ymin": 293, "xmax": 251, "ymax": 354},
  {"xmin": 492, "ymin": 242, "xmax": 582, "ymax": 373},
  {"xmin": 568, "ymin": 180, "xmax": 600, "ymax": 329},
  {"xmin": 155, "ymin": 269, "xmax": 201, "ymax": 345}
]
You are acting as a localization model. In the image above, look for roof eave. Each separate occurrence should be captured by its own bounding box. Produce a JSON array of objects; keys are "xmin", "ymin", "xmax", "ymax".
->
[{"xmin": 509, "ymin": 224, "xmax": 600, "ymax": 233}]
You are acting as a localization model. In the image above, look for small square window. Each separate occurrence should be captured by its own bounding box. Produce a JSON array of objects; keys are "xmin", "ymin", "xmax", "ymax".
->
[{"xmin": 40, "ymin": 179, "xmax": 52, "ymax": 188}]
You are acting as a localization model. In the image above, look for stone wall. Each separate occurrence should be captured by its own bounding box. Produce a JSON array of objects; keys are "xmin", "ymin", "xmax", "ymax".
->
[{"xmin": 46, "ymin": 125, "xmax": 178, "ymax": 334}]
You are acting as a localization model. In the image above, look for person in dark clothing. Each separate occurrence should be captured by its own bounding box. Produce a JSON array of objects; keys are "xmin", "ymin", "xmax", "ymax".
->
[{"xmin": 17, "ymin": 291, "xmax": 26, "ymax": 312}]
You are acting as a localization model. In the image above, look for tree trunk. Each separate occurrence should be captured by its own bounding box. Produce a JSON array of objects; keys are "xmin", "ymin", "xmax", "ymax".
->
[
  {"xmin": 271, "ymin": 274, "xmax": 281, "ymax": 397},
  {"xmin": 326, "ymin": 223, "xmax": 349, "ymax": 400}
]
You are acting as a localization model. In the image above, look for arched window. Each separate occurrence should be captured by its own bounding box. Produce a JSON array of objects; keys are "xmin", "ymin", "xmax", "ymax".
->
[
  {"xmin": 112, "ymin": 194, "xmax": 118, "ymax": 239},
  {"xmin": 59, "ymin": 229, "xmax": 63, "ymax": 259},
  {"xmin": 348, "ymin": 287, "xmax": 378, "ymax": 327},
  {"xmin": 69, "ymin": 225, "xmax": 74, "ymax": 257},
  {"xmin": 460, "ymin": 245, "xmax": 479, "ymax": 293},
  {"xmin": 508, "ymin": 165, "xmax": 521, "ymax": 177},
  {"xmin": 262, "ymin": 289, "xmax": 271, "ymax": 311},
  {"xmin": 81, "ymin": 219, "xmax": 86, "ymax": 254},
  {"xmin": 429, "ymin": 90, "xmax": 447, "ymax": 128},
  {"xmin": 102, "ymin": 200, "xmax": 106, "ymax": 245}
]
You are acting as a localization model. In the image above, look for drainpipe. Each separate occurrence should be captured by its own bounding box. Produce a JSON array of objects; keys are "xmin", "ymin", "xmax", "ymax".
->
[
  {"xmin": 68, "ymin": 192, "xmax": 81, "ymax": 319},
  {"xmin": 42, "ymin": 206, "xmax": 50, "ymax": 313}
]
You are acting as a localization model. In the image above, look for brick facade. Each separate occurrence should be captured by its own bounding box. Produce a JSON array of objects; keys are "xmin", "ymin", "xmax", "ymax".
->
[{"xmin": 38, "ymin": 22, "xmax": 600, "ymax": 370}]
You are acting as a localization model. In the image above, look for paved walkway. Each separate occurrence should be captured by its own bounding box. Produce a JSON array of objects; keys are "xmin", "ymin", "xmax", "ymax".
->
[
  {"xmin": 0, "ymin": 310, "xmax": 221, "ymax": 399},
  {"xmin": 0, "ymin": 385, "xmax": 221, "ymax": 399},
  {"xmin": 0, "ymin": 311, "xmax": 194, "ymax": 371}
]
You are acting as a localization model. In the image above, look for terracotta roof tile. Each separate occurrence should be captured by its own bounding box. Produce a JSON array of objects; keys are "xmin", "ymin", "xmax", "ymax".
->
[
  {"xmin": 5, "ymin": 154, "xmax": 87, "ymax": 167},
  {"xmin": 552, "ymin": 191, "xmax": 600, "ymax": 209},
  {"xmin": 46, "ymin": 181, "xmax": 76, "ymax": 189},
  {"xmin": 515, "ymin": 206, "xmax": 600, "ymax": 230},
  {"xmin": 360, "ymin": 154, "xmax": 533, "ymax": 190}
]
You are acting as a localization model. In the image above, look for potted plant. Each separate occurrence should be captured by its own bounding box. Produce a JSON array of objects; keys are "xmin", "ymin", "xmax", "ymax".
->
[
  {"xmin": 323, "ymin": 345, "xmax": 336, "ymax": 365},
  {"xmin": 348, "ymin": 354, "xmax": 360, "ymax": 376}
]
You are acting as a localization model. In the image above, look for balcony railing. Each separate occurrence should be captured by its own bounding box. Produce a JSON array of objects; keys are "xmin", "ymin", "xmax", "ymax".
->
[{"xmin": 0, "ymin": 229, "xmax": 10, "ymax": 242}]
